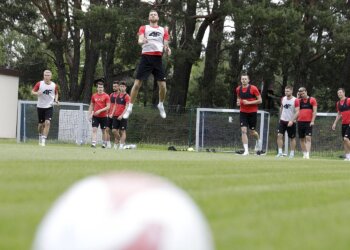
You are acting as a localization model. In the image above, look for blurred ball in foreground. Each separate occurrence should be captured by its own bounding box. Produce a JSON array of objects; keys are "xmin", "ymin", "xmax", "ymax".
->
[{"xmin": 33, "ymin": 172, "xmax": 214, "ymax": 250}]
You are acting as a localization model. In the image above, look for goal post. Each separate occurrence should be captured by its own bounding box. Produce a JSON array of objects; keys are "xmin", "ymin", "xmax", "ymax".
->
[
  {"xmin": 195, "ymin": 108, "xmax": 270, "ymax": 152},
  {"xmin": 17, "ymin": 100, "xmax": 102, "ymax": 144}
]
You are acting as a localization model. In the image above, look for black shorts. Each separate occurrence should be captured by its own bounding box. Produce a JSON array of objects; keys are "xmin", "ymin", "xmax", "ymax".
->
[
  {"xmin": 37, "ymin": 107, "xmax": 53, "ymax": 123},
  {"xmin": 342, "ymin": 124, "xmax": 350, "ymax": 139},
  {"xmin": 135, "ymin": 55, "xmax": 166, "ymax": 81},
  {"xmin": 240, "ymin": 112, "xmax": 257, "ymax": 130},
  {"xmin": 92, "ymin": 116, "xmax": 107, "ymax": 129},
  {"xmin": 298, "ymin": 121, "xmax": 313, "ymax": 138},
  {"xmin": 106, "ymin": 117, "xmax": 113, "ymax": 130},
  {"xmin": 112, "ymin": 118, "xmax": 128, "ymax": 130},
  {"xmin": 277, "ymin": 120, "xmax": 296, "ymax": 138}
]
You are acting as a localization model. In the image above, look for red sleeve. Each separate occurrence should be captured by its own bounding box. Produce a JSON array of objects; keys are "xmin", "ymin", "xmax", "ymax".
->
[
  {"xmin": 251, "ymin": 85, "xmax": 261, "ymax": 97},
  {"xmin": 138, "ymin": 26, "xmax": 146, "ymax": 35},
  {"xmin": 235, "ymin": 86, "xmax": 240, "ymax": 96},
  {"xmin": 336, "ymin": 101, "xmax": 339, "ymax": 112},
  {"xmin": 310, "ymin": 97, "xmax": 317, "ymax": 107},
  {"xmin": 294, "ymin": 98, "xmax": 300, "ymax": 107},
  {"xmin": 33, "ymin": 82, "xmax": 40, "ymax": 91},
  {"xmin": 164, "ymin": 27, "xmax": 169, "ymax": 41},
  {"xmin": 347, "ymin": 98, "xmax": 350, "ymax": 106}
]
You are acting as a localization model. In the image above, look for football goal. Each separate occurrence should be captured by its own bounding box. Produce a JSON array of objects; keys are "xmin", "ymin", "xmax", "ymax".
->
[
  {"xmin": 17, "ymin": 100, "xmax": 102, "ymax": 144},
  {"xmin": 195, "ymin": 108, "xmax": 270, "ymax": 152}
]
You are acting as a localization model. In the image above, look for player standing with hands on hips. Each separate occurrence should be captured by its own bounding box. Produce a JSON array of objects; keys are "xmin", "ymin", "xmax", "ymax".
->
[
  {"xmin": 123, "ymin": 10, "xmax": 171, "ymax": 119},
  {"xmin": 31, "ymin": 70, "xmax": 59, "ymax": 147}
]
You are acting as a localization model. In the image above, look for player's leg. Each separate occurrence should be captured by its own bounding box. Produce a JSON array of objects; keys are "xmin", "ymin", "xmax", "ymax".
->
[
  {"xmin": 342, "ymin": 125, "xmax": 350, "ymax": 160},
  {"xmin": 100, "ymin": 117, "xmax": 108, "ymax": 148},
  {"xmin": 157, "ymin": 81, "xmax": 167, "ymax": 118},
  {"xmin": 112, "ymin": 117, "xmax": 120, "ymax": 149},
  {"xmin": 288, "ymin": 123, "xmax": 297, "ymax": 158},
  {"xmin": 91, "ymin": 117, "xmax": 99, "ymax": 147},
  {"xmin": 37, "ymin": 108, "xmax": 45, "ymax": 145},
  {"xmin": 123, "ymin": 56, "xmax": 151, "ymax": 119},
  {"xmin": 247, "ymin": 113, "xmax": 261, "ymax": 151},
  {"xmin": 153, "ymin": 56, "xmax": 167, "ymax": 118},
  {"xmin": 304, "ymin": 123, "xmax": 313, "ymax": 159},
  {"xmin": 298, "ymin": 122, "xmax": 307, "ymax": 158},
  {"xmin": 41, "ymin": 107, "xmax": 53, "ymax": 146},
  {"xmin": 105, "ymin": 118, "xmax": 112, "ymax": 148},
  {"xmin": 118, "ymin": 119, "xmax": 128, "ymax": 149},
  {"xmin": 276, "ymin": 121, "xmax": 286, "ymax": 157},
  {"xmin": 240, "ymin": 112, "xmax": 249, "ymax": 155}
]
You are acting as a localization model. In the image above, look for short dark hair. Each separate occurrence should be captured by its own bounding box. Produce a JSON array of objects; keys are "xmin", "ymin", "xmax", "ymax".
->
[
  {"xmin": 113, "ymin": 80, "xmax": 119, "ymax": 85},
  {"xmin": 119, "ymin": 81, "xmax": 126, "ymax": 86},
  {"xmin": 285, "ymin": 85, "xmax": 293, "ymax": 90},
  {"xmin": 338, "ymin": 88, "xmax": 345, "ymax": 93},
  {"xmin": 240, "ymin": 73, "xmax": 249, "ymax": 79}
]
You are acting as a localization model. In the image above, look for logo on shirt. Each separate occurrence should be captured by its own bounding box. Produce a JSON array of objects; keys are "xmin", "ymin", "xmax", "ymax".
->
[
  {"xmin": 43, "ymin": 89, "xmax": 53, "ymax": 95},
  {"xmin": 283, "ymin": 104, "xmax": 291, "ymax": 109},
  {"xmin": 148, "ymin": 31, "xmax": 162, "ymax": 37}
]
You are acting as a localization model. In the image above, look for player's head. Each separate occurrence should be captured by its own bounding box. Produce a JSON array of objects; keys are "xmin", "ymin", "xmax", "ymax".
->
[
  {"xmin": 298, "ymin": 87, "xmax": 307, "ymax": 98},
  {"xmin": 337, "ymin": 88, "xmax": 345, "ymax": 99},
  {"xmin": 149, "ymin": 10, "xmax": 159, "ymax": 23},
  {"xmin": 240, "ymin": 73, "xmax": 250, "ymax": 86},
  {"xmin": 119, "ymin": 81, "xmax": 127, "ymax": 92},
  {"xmin": 96, "ymin": 80, "xmax": 105, "ymax": 93},
  {"xmin": 285, "ymin": 86, "xmax": 293, "ymax": 97},
  {"xmin": 43, "ymin": 70, "xmax": 52, "ymax": 83},
  {"xmin": 112, "ymin": 80, "xmax": 119, "ymax": 92}
]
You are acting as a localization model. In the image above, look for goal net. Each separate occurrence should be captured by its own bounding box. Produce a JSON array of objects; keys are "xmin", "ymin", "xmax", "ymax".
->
[
  {"xmin": 195, "ymin": 108, "xmax": 270, "ymax": 152},
  {"xmin": 17, "ymin": 100, "xmax": 102, "ymax": 144}
]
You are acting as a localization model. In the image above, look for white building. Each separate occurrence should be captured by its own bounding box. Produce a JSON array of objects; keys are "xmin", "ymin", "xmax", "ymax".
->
[{"xmin": 0, "ymin": 68, "xmax": 20, "ymax": 138}]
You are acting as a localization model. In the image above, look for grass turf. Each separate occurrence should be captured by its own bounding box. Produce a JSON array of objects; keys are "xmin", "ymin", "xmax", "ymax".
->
[{"xmin": 1, "ymin": 142, "xmax": 350, "ymax": 250}]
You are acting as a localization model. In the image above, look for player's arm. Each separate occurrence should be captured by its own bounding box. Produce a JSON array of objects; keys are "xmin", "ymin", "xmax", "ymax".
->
[
  {"xmin": 163, "ymin": 27, "xmax": 171, "ymax": 56},
  {"xmin": 310, "ymin": 104, "xmax": 317, "ymax": 126},
  {"xmin": 138, "ymin": 26, "xmax": 147, "ymax": 45},
  {"xmin": 332, "ymin": 112, "xmax": 341, "ymax": 130},
  {"xmin": 54, "ymin": 86, "xmax": 59, "ymax": 104},
  {"xmin": 88, "ymin": 102, "xmax": 94, "ymax": 120},
  {"xmin": 243, "ymin": 95, "xmax": 262, "ymax": 105},
  {"xmin": 292, "ymin": 106, "xmax": 300, "ymax": 122},
  {"xmin": 31, "ymin": 82, "xmax": 42, "ymax": 96}
]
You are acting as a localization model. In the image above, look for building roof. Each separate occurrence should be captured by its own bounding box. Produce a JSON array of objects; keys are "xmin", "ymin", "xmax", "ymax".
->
[{"xmin": 0, "ymin": 67, "xmax": 20, "ymax": 77}]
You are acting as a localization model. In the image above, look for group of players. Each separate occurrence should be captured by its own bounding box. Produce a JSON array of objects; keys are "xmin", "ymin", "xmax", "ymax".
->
[
  {"xmin": 30, "ymin": 9, "xmax": 350, "ymax": 160},
  {"xmin": 237, "ymin": 73, "xmax": 350, "ymax": 160}
]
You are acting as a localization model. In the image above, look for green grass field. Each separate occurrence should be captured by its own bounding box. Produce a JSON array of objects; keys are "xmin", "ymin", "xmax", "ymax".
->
[{"xmin": 1, "ymin": 141, "xmax": 350, "ymax": 250}]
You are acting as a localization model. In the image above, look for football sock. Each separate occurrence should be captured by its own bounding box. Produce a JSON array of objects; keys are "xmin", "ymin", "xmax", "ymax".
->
[{"xmin": 243, "ymin": 144, "xmax": 248, "ymax": 152}]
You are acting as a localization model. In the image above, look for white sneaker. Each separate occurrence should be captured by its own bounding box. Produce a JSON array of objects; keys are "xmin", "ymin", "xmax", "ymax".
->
[
  {"xmin": 242, "ymin": 151, "xmax": 249, "ymax": 156},
  {"xmin": 305, "ymin": 155, "xmax": 310, "ymax": 159},
  {"xmin": 122, "ymin": 107, "xmax": 132, "ymax": 119},
  {"xmin": 106, "ymin": 144, "xmax": 112, "ymax": 149},
  {"xmin": 40, "ymin": 141, "xmax": 46, "ymax": 147},
  {"xmin": 344, "ymin": 158, "xmax": 350, "ymax": 161},
  {"xmin": 119, "ymin": 146, "xmax": 125, "ymax": 150},
  {"xmin": 276, "ymin": 153, "xmax": 283, "ymax": 158},
  {"xmin": 113, "ymin": 144, "xmax": 118, "ymax": 150},
  {"xmin": 157, "ymin": 103, "xmax": 166, "ymax": 119}
]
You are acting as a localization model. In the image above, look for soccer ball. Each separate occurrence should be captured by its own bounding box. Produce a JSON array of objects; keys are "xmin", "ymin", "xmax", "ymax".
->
[
  {"xmin": 33, "ymin": 172, "xmax": 214, "ymax": 250},
  {"xmin": 187, "ymin": 147, "xmax": 194, "ymax": 151}
]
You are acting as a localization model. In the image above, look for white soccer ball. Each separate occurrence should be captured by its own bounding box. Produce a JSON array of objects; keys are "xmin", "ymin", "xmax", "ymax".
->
[
  {"xmin": 33, "ymin": 172, "xmax": 214, "ymax": 250},
  {"xmin": 187, "ymin": 147, "xmax": 194, "ymax": 152}
]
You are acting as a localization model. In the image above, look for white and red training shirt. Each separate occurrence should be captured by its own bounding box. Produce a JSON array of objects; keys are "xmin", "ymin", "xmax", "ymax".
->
[
  {"xmin": 138, "ymin": 25, "xmax": 169, "ymax": 56},
  {"xmin": 32, "ymin": 81, "xmax": 58, "ymax": 108},
  {"xmin": 280, "ymin": 96, "xmax": 299, "ymax": 122}
]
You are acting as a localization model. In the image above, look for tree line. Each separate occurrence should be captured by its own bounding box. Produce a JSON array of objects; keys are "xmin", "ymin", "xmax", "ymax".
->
[{"xmin": 1, "ymin": 0, "xmax": 350, "ymax": 111}]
